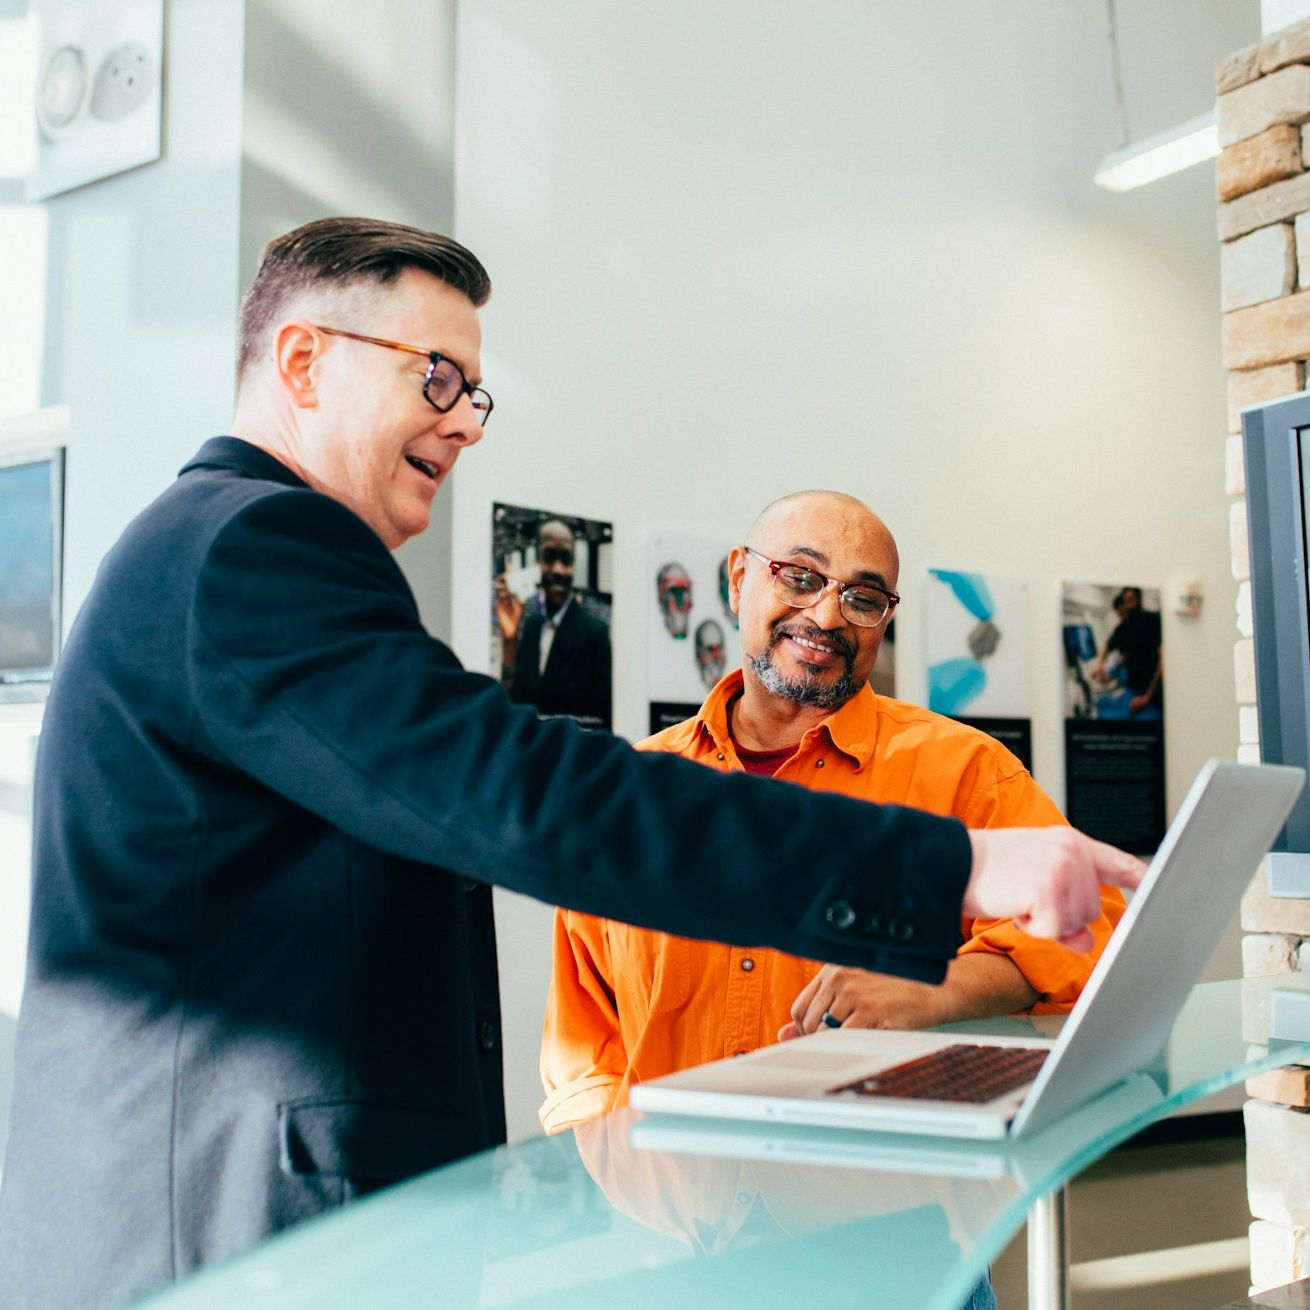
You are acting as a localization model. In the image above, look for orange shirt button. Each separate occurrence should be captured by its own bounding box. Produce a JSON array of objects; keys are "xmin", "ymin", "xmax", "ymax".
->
[
  {"xmin": 815, "ymin": 758, "xmax": 826, "ymax": 768},
  {"xmin": 716, "ymin": 752, "xmax": 726, "ymax": 761},
  {"xmin": 740, "ymin": 957, "xmax": 755, "ymax": 972}
]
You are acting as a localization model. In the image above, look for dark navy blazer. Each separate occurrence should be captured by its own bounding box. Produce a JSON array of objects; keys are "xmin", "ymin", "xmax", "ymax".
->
[{"xmin": 0, "ymin": 438, "xmax": 970, "ymax": 1309}]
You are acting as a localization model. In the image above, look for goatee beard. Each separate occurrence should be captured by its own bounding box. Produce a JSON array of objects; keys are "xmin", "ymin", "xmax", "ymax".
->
[{"xmin": 746, "ymin": 624, "xmax": 860, "ymax": 709}]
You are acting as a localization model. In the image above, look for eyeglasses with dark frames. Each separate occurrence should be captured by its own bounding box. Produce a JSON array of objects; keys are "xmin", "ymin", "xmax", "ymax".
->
[
  {"xmin": 743, "ymin": 545, "xmax": 899, "ymax": 628},
  {"xmin": 314, "ymin": 326, "xmax": 493, "ymax": 427}
]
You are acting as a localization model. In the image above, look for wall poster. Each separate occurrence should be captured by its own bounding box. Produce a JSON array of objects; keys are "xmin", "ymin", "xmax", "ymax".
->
[
  {"xmin": 870, "ymin": 616, "xmax": 896, "ymax": 701},
  {"xmin": 646, "ymin": 533, "xmax": 741, "ymax": 736},
  {"xmin": 1061, "ymin": 582, "xmax": 1165, "ymax": 854},
  {"xmin": 924, "ymin": 569, "xmax": 1033, "ymax": 771},
  {"xmin": 492, "ymin": 503, "xmax": 613, "ymax": 731}
]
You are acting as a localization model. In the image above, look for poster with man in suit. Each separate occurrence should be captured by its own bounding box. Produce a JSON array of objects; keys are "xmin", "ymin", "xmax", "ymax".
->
[{"xmin": 493, "ymin": 503, "xmax": 613, "ymax": 730}]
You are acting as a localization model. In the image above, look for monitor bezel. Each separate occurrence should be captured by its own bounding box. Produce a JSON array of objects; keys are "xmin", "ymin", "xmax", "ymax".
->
[
  {"xmin": 1243, "ymin": 391, "xmax": 1310, "ymax": 856},
  {"xmin": 0, "ymin": 445, "xmax": 65, "ymax": 704}
]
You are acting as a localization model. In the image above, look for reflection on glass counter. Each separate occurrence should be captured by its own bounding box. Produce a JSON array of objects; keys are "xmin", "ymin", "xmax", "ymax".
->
[{"xmin": 130, "ymin": 976, "xmax": 1310, "ymax": 1310}]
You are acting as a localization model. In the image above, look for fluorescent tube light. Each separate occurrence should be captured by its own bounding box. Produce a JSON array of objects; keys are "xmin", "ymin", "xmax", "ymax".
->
[{"xmin": 1093, "ymin": 111, "xmax": 1219, "ymax": 192}]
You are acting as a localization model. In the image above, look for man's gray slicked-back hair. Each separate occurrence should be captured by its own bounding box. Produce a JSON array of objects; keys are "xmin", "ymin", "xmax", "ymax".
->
[{"xmin": 236, "ymin": 216, "xmax": 491, "ymax": 383}]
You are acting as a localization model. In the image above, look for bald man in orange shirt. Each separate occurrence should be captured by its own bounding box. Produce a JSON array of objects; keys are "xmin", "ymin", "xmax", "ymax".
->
[{"xmin": 540, "ymin": 491, "xmax": 1126, "ymax": 1133}]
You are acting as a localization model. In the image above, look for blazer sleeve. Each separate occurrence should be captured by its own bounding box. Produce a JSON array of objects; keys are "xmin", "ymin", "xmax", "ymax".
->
[
  {"xmin": 187, "ymin": 490, "xmax": 973, "ymax": 982},
  {"xmin": 539, "ymin": 909, "xmax": 625, "ymax": 1134}
]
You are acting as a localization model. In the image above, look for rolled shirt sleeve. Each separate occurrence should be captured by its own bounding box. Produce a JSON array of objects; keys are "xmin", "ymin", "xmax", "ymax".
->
[{"xmin": 955, "ymin": 765, "xmax": 1125, "ymax": 1012}]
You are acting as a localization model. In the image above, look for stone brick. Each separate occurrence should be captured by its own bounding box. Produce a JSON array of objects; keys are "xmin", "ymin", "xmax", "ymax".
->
[
  {"xmin": 1248, "ymin": 1066, "xmax": 1310, "ymax": 1106},
  {"xmin": 1247, "ymin": 1099, "xmax": 1310, "ymax": 1226},
  {"xmin": 1223, "ymin": 224, "xmax": 1297, "ymax": 311},
  {"xmin": 1242, "ymin": 704, "xmax": 1261, "ymax": 744},
  {"xmin": 1236, "ymin": 635, "xmax": 1259, "ymax": 710},
  {"xmin": 1233, "ymin": 499, "xmax": 1252, "ymax": 580},
  {"xmin": 1304, "ymin": 121, "xmax": 1310, "ymax": 167},
  {"xmin": 1220, "ymin": 65, "xmax": 1310, "ymax": 149},
  {"xmin": 1250, "ymin": 1218, "xmax": 1310, "ymax": 1291},
  {"xmin": 1297, "ymin": 213, "xmax": 1310, "ymax": 291},
  {"xmin": 1245, "ymin": 933, "xmax": 1302, "ymax": 975},
  {"xmin": 1220, "ymin": 170, "xmax": 1310, "ymax": 242},
  {"xmin": 1220, "ymin": 42, "xmax": 1265, "ymax": 94},
  {"xmin": 1224, "ymin": 292, "xmax": 1310, "ymax": 370},
  {"xmin": 1244, "ymin": 863, "xmax": 1310, "ymax": 935},
  {"xmin": 1237, "ymin": 636, "xmax": 1257, "ymax": 703},
  {"xmin": 1261, "ymin": 18, "xmax": 1310, "ymax": 77},
  {"xmin": 1219, "ymin": 125, "xmax": 1304, "ymax": 202},
  {"xmin": 1244, "ymin": 965, "xmax": 1282, "ymax": 1041},
  {"xmin": 1229, "ymin": 435, "xmax": 1248, "ymax": 494},
  {"xmin": 1228, "ymin": 363, "xmax": 1304, "ymax": 433},
  {"xmin": 1237, "ymin": 578, "xmax": 1253, "ymax": 638}
]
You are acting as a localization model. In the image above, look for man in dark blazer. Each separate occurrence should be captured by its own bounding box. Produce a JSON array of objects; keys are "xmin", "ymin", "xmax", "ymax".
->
[
  {"xmin": 504, "ymin": 519, "xmax": 612, "ymax": 728},
  {"xmin": 0, "ymin": 218, "xmax": 1140, "ymax": 1310}
]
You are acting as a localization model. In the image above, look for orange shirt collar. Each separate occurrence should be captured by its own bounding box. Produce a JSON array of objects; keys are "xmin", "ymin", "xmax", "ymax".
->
[{"xmin": 692, "ymin": 668, "xmax": 880, "ymax": 769}]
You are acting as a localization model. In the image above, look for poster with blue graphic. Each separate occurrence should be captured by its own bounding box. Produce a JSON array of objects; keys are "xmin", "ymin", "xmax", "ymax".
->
[
  {"xmin": 1062, "ymin": 581, "xmax": 1165, "ymax": 853},
  {"xmin": 924, "ymin": 569, "xmax": 1032, "ymax": 770}
]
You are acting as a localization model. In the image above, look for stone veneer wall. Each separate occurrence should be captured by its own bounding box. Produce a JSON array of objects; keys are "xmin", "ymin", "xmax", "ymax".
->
[{"xmin": 1218, "ymin": 16, "xmax": 1310, "ymax": 1293}]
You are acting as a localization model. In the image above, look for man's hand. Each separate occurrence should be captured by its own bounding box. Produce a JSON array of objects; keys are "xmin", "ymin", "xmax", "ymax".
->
[
  {"xmin": 493, "ymin": 575, "xmax": 524, "ymax": 642},
  {"xmin": 780, "ymin": 965, "xmax": 946, "ymax": 1040},
  {"xmin": 780, "ymin": 954, "xmax": 1041, "ymax": 1040},
  {"xmin": 965, "ymin": 828, "xmax": 1144, "ymax": 953}
]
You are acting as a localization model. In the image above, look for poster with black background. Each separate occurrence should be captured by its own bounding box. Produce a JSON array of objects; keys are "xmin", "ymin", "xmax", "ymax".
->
[
  {"xmin": 1061, "ymin": 582, "xmax": 1165, "ymax": 854},
  {"xmin": 492, "ymin": 503, "xmax": 614, "ymax": 731}
]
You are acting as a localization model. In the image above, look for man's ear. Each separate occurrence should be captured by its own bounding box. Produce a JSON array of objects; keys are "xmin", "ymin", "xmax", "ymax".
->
[
  {"xmin": 273, "ymin": 321, "xmax": 323, "ymax": 410},
  {"xmin": 727, "ymin": 545, "xmax": 748, "ymax": 616}
]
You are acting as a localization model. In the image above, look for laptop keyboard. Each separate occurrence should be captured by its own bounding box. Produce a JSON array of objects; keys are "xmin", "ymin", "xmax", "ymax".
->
[{"xmin": 829, "ymin": 1044, "xmax": 1049, "ymax": 1105}]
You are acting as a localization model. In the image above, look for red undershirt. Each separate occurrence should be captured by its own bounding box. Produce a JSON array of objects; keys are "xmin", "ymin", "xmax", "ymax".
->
[
  {"xmin": 731, "ymin": 740, "xmax": 797, "ymax": 776},
  {"xmin": 726, "ymin": 697, "xmax": 799, "ymax": 776}
]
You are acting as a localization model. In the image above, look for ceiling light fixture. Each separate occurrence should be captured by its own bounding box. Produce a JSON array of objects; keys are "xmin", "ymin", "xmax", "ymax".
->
[
  {"xmin": 1093, "ymin": 0, "xmax": 1218, "ymax": 192},
  {"xmin": 1093, "ymin": 111, "xmax": 1220, "ymax": 191}
]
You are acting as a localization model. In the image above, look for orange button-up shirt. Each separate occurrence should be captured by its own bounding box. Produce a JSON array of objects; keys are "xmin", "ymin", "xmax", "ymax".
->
[{"xmin": 539, "ymin": 671, "xmax": 1125, "ymax": 1134}]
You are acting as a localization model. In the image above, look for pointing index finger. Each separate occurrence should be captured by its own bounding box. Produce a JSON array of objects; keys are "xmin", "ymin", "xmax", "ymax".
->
[{"xmin": 1085, "ymin": 837, "xmax": 1147, "ymax": 891}]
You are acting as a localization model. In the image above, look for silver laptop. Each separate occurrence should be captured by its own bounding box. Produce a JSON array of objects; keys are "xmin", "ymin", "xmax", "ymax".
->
[
  {"xmin": 630, "ymin": 1071, "xmax": 1166, "ymax": 1180},
  {"xmin": 630, "ymin": 759, "xmax": 1304, "ymax": 1140}
]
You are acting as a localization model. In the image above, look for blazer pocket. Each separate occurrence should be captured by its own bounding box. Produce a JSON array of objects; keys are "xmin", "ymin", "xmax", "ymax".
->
[{"xmin": 278, "ymin": 1096, "xmax": 469, "ymax": 1183}]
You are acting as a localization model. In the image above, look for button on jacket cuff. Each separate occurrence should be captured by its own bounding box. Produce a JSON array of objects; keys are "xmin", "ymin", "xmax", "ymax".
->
[{"xmin": 798, "ymin": 809, "xmax": 972, "ymax": 985}]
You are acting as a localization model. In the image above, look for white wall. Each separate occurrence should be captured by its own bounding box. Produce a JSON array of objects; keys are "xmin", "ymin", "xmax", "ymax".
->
[
  {"xmin": 0, "ymin": 2, "xmax": 45, "ymax": 421},
  {"xmin": 455, "ymin": 0, "xmax": 1259, "ymax": 1140},
  {"xmin": 41, "ymin": 5, "xmax": 245, "ymax": 619},
  {"xmin": 1264, "ymin": 0, "xmax": 1310, "ymax": 33},
  {"xmin": 241, "ymin": 0, "xmax": 459, "ymax": 636}
]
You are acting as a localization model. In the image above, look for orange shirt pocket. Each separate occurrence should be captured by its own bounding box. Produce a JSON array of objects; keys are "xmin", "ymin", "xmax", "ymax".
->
[{"xmin": 605, "ymin": 922, "xmax": 691, "ymax": 1015}]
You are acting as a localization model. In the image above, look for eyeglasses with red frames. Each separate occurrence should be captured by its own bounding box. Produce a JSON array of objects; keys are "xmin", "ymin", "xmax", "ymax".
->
[
  {"xmin": 314, "ymin": 326, "xmax": 493, "ymax": 427},
  {"xmin": 743, "ymin": 546, "xmax": 899, "ymax": 628}
]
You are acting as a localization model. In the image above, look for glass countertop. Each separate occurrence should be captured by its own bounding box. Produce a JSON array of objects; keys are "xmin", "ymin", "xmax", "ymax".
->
[{"xmin": 133, "ymin": 975, "xmax": 1310, "ymax": 1310}]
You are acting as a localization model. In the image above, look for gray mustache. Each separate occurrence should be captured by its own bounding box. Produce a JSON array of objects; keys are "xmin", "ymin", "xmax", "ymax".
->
[{"xmin": 771, "ymin": 622, "xmax": 855, "ymax": 661}]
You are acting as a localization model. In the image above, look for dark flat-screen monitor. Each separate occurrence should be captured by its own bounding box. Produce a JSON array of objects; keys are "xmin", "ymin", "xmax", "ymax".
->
[
  {"xmin": 0, "ymin": 447, "xmax": 64, "ymax": 702},
  {"xmin": 1244, "ymin": 392, "xmax": 1310, "ymax": 895}
]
